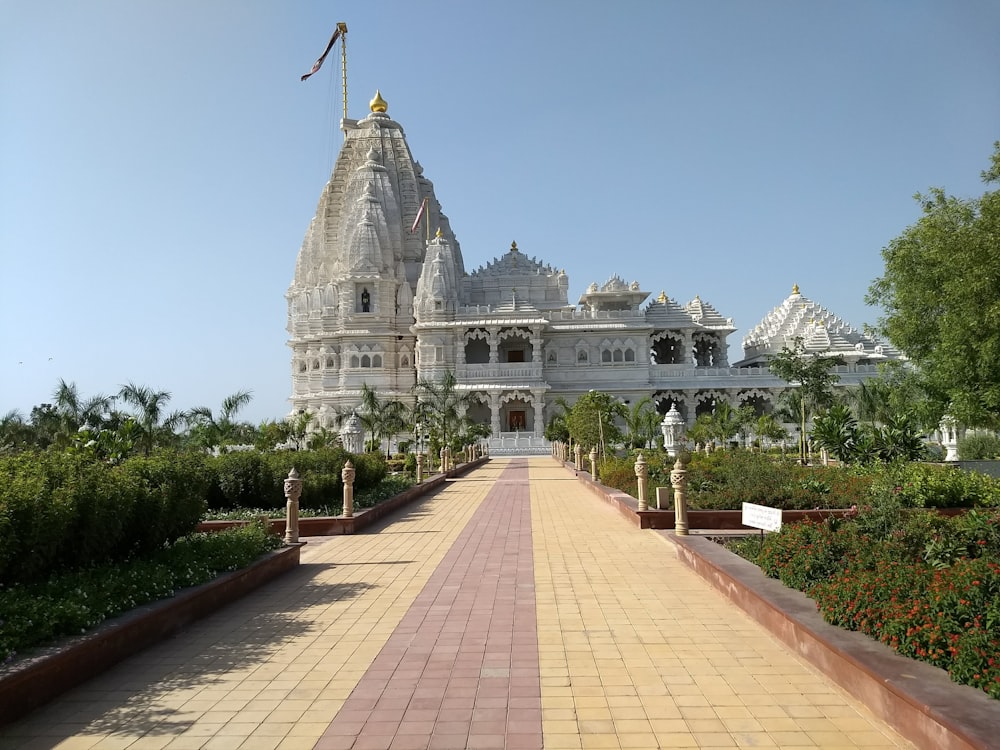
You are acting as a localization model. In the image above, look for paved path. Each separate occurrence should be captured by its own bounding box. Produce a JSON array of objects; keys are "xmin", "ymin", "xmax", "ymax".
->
[{"xmin": 0, "ymin": 458, "xmax": 913, "ymax": 749}]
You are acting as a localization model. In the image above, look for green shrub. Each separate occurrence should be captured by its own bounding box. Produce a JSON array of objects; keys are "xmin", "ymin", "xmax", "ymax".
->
[
  {"xmin": 0, "ymin": 450, "xmax": 209, "ymax": 586},
  {"xmin": 755, "ymin": 518, "xmax": 855, "ymax": 590},
  {"xmin": 958, "ymin": 432, "xmax": 1000, "ymax": 460},
  {"xmin": 745, "ymin": 508, "xmax": 1000, "ymax": 699},
  {"xmin": 0, "ymin": 522, "xmax": 280, "ymax": 663},
  {"xmin": 352, "ymin": 452, "xmax": 388, "ymax": 492},
  {"xmin": 599, "ymin": 450, "xmax": 874, "ymax": 510},
  {"xmin": 211, "ymin": 451, "xmax": 281, "ymax": 510},
  {"xmin": 868, "ymin": 462, "xmax": 1000, "ymax": 509}
]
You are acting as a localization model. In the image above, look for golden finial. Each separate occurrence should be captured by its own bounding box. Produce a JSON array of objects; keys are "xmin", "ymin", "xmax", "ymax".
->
[
  {"xmin": 658, "ymin": 291, "xmax": 667, "ymax": 303},
  {"xmin": 510, "ymin": 241, "xmax": 518, "ymax": 253},
  {"xmin": 369, "ymin": 89, "xmax": 387, "ymax": 113},
  {"xmin": 435, "ymin": 227, "xmax": 442, "ymax": 238},
  {"xmin": 792, "ymin": 283, "xmax": 800, "ymax": 295}
]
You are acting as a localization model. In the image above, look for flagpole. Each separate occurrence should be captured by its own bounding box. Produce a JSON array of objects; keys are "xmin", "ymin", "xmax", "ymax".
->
[{"xmin": 338, "ymin": 22, "xmax": 349, "ymax": 139}]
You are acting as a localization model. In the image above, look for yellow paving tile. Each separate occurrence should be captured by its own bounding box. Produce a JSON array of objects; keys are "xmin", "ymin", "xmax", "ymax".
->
[
  {"xmin": 0, "ymin": 465, "xmax": 503, "ymax": 750},
  {"xmin": 529, "ymin": 459, "xmax": 915, "ymax": 750}
]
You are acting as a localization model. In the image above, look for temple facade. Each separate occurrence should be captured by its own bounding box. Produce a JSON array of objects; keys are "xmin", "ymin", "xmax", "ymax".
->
[{"xmin": 287, "ymin": 92, "xmax": 901, "ymax": 453}]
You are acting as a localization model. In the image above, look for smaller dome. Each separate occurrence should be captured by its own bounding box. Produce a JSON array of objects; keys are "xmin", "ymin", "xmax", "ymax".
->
[{"xmin": 369, "ymin": 90, "xmax": 387, "ymax": 113}]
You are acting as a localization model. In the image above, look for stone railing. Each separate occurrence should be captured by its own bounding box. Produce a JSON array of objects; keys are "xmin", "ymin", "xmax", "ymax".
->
[
  {"xmin": 489, "ymin": 433, "xmax": 550, "ymax": 454},
  {"xmin": 456, "ymin": 364, "xmax": 544, "ymax": 380}
]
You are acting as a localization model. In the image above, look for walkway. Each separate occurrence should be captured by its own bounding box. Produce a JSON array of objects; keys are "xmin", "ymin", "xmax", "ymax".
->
[{"xmin": 0, "ymin": 458, "xmax": 913, "ymax": 749}]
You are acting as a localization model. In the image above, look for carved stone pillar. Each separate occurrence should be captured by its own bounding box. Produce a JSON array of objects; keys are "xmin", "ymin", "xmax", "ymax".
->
[
  {"xmin": 682, "ymin": 332, "xmax": 694, "ymax": 366},
  {"xmin": 635, "ymin": 453, "xmax": 648, "ymax": 512},
  {"xmin": 531, "ymin": 327, "xmax": 543, "ymax": 365},
  {"xmin": 488, "ymin": 329, "xmax": 499, "ymax": 364},
  {"xmin": 715, "ymin": 335, "xmax": 729, "ymax": 367},
  {"xmin": 589, "ymin": 447, "xmax": 598, "ymax": 481},
  {"xmin": 416, "ymin": 453, "xmax": 425, "ymax": 483},
  {"xmin": 489, "ymin": 392, "xmax": 501, "ymax": 434},
  {"xmin": 283, "ymin": 467, "xmax": 302, "ymax": 545},
  {"xmin": 671, "ymin": 454, "xmax": 689, "ymax": 536},
  {"xmin": 456, "ymin": 332, "xmax": 467, "ymax": 366},
  {"xmin": 531, "ymin": 389, "xmax": 545, "ymax": 437},
  {"xmin": 574, "ymin": 444, "xmax": 583, "ymax": 470},
  {"xmin": 341, "ymin": 460, "xmax": 355, "ymax": 519}
]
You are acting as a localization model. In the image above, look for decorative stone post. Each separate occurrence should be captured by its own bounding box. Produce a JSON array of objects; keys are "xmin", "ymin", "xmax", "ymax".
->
[
  {"xmin": 283, "ymin": 467, "xmax": 302, "ymax": 545},
  {"xmin": 574, "ymin": 444, "xmax": 583, "ymax": 471},
  {"xmin": 660, "ymin": 404, "xmax": 685, "ymax": 457},
  {"xmin": 440, "ymin": 447, "xmax": 447, "ymax": 472},
  {"xmin": 342, "ymin": 460, "xmax": 355, "ymax": 519},
  {"xmin": 635, "ymin": 453, "xmax": 648, "ymax": 512},
  {"xmin": 670, "ymin": 453, "xmax": 689, "ymax": 536},
  {"xmin": 589, "ymin": 447, "xmax": 598, "ymax": 481},
  {"xmin": 416, "ymin": 453, "xmax": 425, "ymax": 483}
]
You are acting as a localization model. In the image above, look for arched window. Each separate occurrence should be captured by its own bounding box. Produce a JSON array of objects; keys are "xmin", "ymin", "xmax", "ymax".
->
[
  {"xmin": 613, "ymin": 349, "xmax": 623, "ymax": 362},
  {"xmin": 624, "ymin": 348, "xmax": 635, "ymax": 362},
  {"xmin": 372, "ymin": 354, "xmax": 383, "ymax": 368},
  {"xmin": 325, "ymin": 356, "xmax": 335, "ymax": 368},
  {"xmin": 350, "ymin": 355, "xmax": 360, "ymax": 368},
  {"xmin": 361, "ymin": 354, "xmax": 371, "ymax": 368},
  {"xmin": 578, "ymin": 350, "xmax": 588, "ymax": 362},
  {"xmin": 298, "ymin": 361, "xmax": 307, "ymax": 373},
  {"xmin": 602, "ymin": 350, "xmax": 612, "ymax": 363},
  {"xmin": 401, "ymin": 355, "xmax": 410, "ymax": 367},
  {"xmin": 312, "ymin": 359, "xmax": 320, "ymax": 370}
]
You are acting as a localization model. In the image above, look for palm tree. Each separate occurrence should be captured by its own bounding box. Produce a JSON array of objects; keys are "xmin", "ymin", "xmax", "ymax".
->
[
  {"xmin": 754, "ymin": 413, "xmax": 788, "ymax": 452},
  {"xmin": 810, "ymin": 404, "xmax": 858, "ymax": 463},
  {"xmin": 118, "ymin": 382, "xmax": 180, "ymax": 455},
  {"xmin": 544, "ymin": 396, "xmax": 572, "ymax": 444},
  {"xmin": 187, "ymin": 389, "xmax": 254, "ymax": 452},
  {"xmin": 51, "ymin": 379, "xmax": 112, "ymax": 445},
  {"xmin": 624, "ymin": 397, "xmax": 660, "ymax": 449},
  {"xmin": 707, "ymin": 401, "xmax": 741, "ymax": 448},
  {"xmin": 0, "ymin": 410, "xmax": 34, "ymax": 453},
  {"xmin": 359, "ymin": 383, "xmax": 408, "ymax": 456},
  {"xmin": 413, "ymin": 371, "xmax": 470, "ymax": 454}
]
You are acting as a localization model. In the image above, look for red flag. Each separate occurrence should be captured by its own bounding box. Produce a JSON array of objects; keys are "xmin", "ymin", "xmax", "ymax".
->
[
  {"xmin": 410, "ymin": 197, "xmax": 428, "ymax": 233},
  {"xmin": 301, "ymin": 28, "xmax": 341, "ymax": 81}
]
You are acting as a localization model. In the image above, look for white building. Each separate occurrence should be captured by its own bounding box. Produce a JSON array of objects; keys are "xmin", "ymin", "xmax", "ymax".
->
[{"xmin": 287, "ymin": 92, "xmax": 901, "ymax": 453}]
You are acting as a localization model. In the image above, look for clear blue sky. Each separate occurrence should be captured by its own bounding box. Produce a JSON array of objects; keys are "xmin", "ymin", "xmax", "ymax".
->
[{"xmin": 3, "ymin": 1, "xmax": 998, "ymax": 424}]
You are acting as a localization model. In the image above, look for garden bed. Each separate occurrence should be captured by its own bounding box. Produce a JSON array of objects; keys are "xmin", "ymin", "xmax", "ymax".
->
[
  {"xmin": 662, "ymin": 532, "xmax": 999, "ymax": 750},
  {"xmin": 0, "ymin": 544, "xmax": 302, "ymax": 727}
]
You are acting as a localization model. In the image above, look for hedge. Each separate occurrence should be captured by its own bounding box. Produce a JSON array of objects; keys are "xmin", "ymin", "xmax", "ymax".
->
[{"xmin": 0, "ymin": 447, "xmax": 388, "ymax": 586}]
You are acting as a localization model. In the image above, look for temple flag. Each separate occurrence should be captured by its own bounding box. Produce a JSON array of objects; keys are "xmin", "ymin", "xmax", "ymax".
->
[
  {"xmin": 301, "ymin": 27, "xmax": 341, "ymax": 81},
  {"xmin": 410, "ymin": 197, "xmax": 428, "ymax": 233}
]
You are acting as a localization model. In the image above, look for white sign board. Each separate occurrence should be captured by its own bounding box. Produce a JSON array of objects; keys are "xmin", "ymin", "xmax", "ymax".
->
[{"xmin": 742, "ymin": 502, "xmax": 782, "ymax": 532}]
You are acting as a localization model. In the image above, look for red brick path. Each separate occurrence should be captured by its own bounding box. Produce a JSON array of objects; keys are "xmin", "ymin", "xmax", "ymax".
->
[{"xmin": 315, "ymin": 460, "xmax": 541, "ymax": 750}]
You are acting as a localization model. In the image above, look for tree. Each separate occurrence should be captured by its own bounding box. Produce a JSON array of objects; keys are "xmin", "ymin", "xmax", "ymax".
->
[
  {"xmin": 359, "ymin": 383, "xmax": 407, "ymax": 457},
  {"xmin": 51, "ymin": 379, "xmax": 111, "ymax": 446},
  {"xmin": 544, "ymin": 396, "xmax": 572, "ymax": 444},
  {"xmin": 565, "ymin": 390, "xmax": 626, "ymax": 455},
  {"xmin": 187, "ymin": 390, "xmax": 254, "ymax": 452},
  {"xmin": 768, "ymin": 337, "xmax": 844, "ymax": 463},
  {"xmin": 810, "ymin": 404, "xmax": 858, "ymax": 463},
  {"xmin": 413, "ymin": 371, "xmax": 470, "ymax": 455},
  {"xmin": 623, "ymin": 397, "xmax": 660, "ymax": 449},
  {"xmin": 0, "ymin": 410, "xmax": 34, "ymax": 454},
  {"xmin": 867, "ymin": 142, "xmax": 1000, "ymax": 428},
  {"xmin": 754, "ymin": 414, "xmax": 788, "ymax": 451},
  {"xmin": 118, "ymin": 382, "xmax": 181, "ymax": 455}
]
